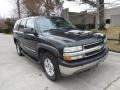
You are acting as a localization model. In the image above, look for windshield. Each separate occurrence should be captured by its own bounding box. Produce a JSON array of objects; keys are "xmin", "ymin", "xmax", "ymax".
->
[{"xmin": 36, "ymin": 17, "xmax": 76, "ymax": 32}]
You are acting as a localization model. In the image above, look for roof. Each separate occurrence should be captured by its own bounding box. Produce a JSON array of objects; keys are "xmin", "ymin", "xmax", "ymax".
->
[{"xmin": 18, "ymin": 16, "xmax": 64, "ymax": 20}]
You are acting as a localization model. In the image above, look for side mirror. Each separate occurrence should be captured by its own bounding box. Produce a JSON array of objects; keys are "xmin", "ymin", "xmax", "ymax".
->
[
  {"xmin": 23, "ymin": 28, "xmax": 34, "ymax": 34},
  {"xmin": 19, "ymin": 25, "xmax": 24, "ymax": 28}
]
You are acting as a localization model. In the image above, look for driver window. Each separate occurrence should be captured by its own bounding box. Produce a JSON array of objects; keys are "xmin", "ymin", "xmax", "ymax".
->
[
  {"xmin": 19, "ymin": 19, "xmax": 27, "ymax": 32},
  {"xmin": 26, "ymin": 19, "xmax": 34, "ymax": 29}
]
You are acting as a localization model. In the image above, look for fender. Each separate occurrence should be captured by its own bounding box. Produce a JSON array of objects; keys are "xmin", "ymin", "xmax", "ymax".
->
[{"xmin": 37, "ymin": 43, "xmax": 62, "ymax": 58}]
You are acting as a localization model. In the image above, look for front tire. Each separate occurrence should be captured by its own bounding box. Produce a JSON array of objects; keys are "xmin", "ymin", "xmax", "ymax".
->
[{"xmin": 41, "ymin": 52, "xmax": 61, "ymax": 81}]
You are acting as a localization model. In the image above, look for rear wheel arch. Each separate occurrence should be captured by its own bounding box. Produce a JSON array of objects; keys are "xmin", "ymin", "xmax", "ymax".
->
[
  {"xmin": 15, "ymin": 41, "xmax": 23, "ymax": 56},
  {"xmin": 14, "ymin": 38, "xmax": 20, "ymax": 45},
  {"xmin": 14, "ymin": 38, "xmax": 17, "ymax": 44}
]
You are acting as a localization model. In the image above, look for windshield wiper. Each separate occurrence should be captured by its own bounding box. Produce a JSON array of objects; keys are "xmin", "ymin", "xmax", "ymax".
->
[
  {"xmin": 43, "ymin": 29, "xmax": 58, "ymax": 32},
  {"xmin": 63, "ymin": 26, "xmax": 75, "ymax": 30}
]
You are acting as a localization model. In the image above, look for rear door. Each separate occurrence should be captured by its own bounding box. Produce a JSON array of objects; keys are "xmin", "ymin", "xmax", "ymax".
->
[
  {"xmin": 17, "ymin": 19, "xmax": 27, "ymax": 48},
  {"xmin": 13, "ymin": 20, "xmax": 21, "ymax": 41}
]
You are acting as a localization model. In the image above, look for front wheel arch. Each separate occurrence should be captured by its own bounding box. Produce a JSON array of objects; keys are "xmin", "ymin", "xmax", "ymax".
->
[{"xmin": 37, "ymin": 43, "xmax": 62, "ymax": 60}]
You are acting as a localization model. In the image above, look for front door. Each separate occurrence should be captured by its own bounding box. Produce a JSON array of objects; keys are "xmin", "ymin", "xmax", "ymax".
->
[{"xmin": 22, "ymin": 18, "xmax": 39, "ymax": 59}]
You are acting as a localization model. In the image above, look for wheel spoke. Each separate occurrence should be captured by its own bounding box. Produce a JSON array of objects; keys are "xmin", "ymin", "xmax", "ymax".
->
[
  {"xmin": 16, "ymin": 44, "xmax": 20, "ymax": 54},
  {"xmin": 44, "ymin": 58, "xmax": 54, "ymax": 76}
]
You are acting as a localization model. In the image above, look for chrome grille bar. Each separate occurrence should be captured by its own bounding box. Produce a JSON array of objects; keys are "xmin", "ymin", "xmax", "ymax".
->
[{"xmin": 63, "ymin": 44, "xmax": 104, "ymax": 56}]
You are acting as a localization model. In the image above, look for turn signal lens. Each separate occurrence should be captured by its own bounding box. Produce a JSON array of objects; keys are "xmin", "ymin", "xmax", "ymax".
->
[{"xmin": 63, "ymin": 55, "xmax": 72, "ymax": 61}]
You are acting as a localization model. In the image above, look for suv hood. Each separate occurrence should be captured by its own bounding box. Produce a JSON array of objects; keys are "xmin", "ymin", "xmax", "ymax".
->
[{"xmin": 42, "ymin": 29, "xmax": 105, "ymax": 46}]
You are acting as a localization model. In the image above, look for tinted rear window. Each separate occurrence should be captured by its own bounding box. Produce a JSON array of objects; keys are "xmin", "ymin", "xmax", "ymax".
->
[{"xmin": 13, "ymin": 20, "xmax": 21, "ymax": 31}]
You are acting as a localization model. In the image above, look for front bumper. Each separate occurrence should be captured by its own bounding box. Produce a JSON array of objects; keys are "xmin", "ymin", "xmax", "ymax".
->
[{"xmin": 58, "ymin": 48, "xmax": 109, "ymax": 76}]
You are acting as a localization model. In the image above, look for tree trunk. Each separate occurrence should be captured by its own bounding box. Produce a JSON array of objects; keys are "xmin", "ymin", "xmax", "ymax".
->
[
  {"xmin": 17, "ymin": 0, "xmax": 21, "ymax": 18},
  {"xmin": 82, "ymin": 0, "xmax": 105, "ymax": 29},
  {"xmin": 99, "ymin": 0, "xmax": 105, "ymax": 29}
]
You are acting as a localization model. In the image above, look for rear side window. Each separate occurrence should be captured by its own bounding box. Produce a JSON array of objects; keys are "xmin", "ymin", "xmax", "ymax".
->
[
  {"xmin": 19, "ymin": 19, "xmax": 27, "ymax": 31},
  {"xmin": 26, "ymin": 19, "xmax": 34, "ymax": 29},
  {"xmin": 13, "ymin": 20, "xmax": 21, "ymax": 31}
]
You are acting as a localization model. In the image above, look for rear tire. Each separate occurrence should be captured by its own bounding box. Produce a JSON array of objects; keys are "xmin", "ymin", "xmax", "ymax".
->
[
  {"xmin": 41, "ymin": 52, "xmax": 61, "ymax": 81},
  {"xmin": 16, "ymin": 42, "xmax": 23, "ymax": 56}
]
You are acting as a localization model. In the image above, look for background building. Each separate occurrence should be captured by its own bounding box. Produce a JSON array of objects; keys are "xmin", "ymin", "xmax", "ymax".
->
[
  {"xmin": 62, "ymin": 9, "xmax": 96, "ymax": 30},
  {"xmin": 62, "ymin": 6, "xmax": 120, "ymax": 29},
  {"xmin": 105, "ymin": 7, "xmax": 120, "ymax": 27}
]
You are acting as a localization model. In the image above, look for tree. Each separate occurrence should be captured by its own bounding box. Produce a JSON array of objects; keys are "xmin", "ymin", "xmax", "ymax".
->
[
  {"xmin": 11, "ymin": 0, "xmax": 62, "ymax": 17},
  {"xmin": 22, "ymin": 0, "xmax": 61, "ymax": 16},
  {"xmin": 0, "ymin": 18, "xmax": 6, "ymax": 29},
  {"xmin": 11, "ymin": 0, "xmax": 22, "ymax": 18},
  {"xmin": 98, "ymin": 0, "xmax": 105, "ymax": 29},
  {"xmin": 22, "ymin": 0, "xmax": 43, "ymax": 16},
  {"xmin": 4, "ymin": 18, "xmax": 15, "ymax": 33},
  {"xmin": 17, "ymin": 0, "xmax": 21, "ymax": 18},
  {"xmin": 82, "ymin": 0, "xmax": 105, "ymax": 29},
  {"xmin": 82, "ymin": 0, "xmax": 96, "ymax": 7}
]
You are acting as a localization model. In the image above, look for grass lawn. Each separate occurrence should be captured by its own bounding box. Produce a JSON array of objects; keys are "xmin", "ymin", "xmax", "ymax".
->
[
  {"xmin": 91, "ymin": 27, "xmax": 120, "ymax": 52},
  {"xmin": 99, "ymin": 27, "xmax": 120, "ymax": 39},
  {"xmin": 107, "ymin": 40, "xmax": 120, "ymax": 52}
]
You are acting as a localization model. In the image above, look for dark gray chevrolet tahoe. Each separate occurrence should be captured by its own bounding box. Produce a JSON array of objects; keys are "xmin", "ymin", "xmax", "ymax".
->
[{"xmin": 13, "ymin": 16, "xmax": 108, "ymax": 81}]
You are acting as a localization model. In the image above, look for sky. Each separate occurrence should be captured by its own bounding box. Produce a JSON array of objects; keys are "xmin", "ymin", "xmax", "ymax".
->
[
  {"xmin": 0, "ymin": 0, "xmax": 120, "ymax": 18},
  {"xmin": 0, "ymin": 0, "xmax": 14, "ymax": 18},
  {"xmin": 63, "ymin": 0, "xmax": 120, "ymax": 12},
  {"xmin": 63, "ymin": 1, "xmax": 92, "ymax": 12}
]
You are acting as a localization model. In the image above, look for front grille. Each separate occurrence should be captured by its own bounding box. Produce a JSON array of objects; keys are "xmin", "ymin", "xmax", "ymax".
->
[
  {"xmin": 70, "ymin": 48, "xmax": 106, "ymax": 63},
  {"xmin": 85, "ymin": 47, "xmax": 105, "ymax": 57},
  {"xmin": 83, "ymin": 40, "xmax": 105, "ymax": 57},
  {"xmin": 84, "ymin": 41, "xmax": 104, "ymax": 49}
]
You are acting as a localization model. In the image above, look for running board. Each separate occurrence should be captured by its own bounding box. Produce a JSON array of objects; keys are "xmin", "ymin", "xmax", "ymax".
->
[{"xmin": 22, "ymin": 51, "xmax": 41, "ymax": 64}]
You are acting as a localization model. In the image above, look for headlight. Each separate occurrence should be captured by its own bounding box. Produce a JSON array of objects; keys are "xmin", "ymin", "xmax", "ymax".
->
[
  {"xmin": 64, "ymin": 46, "xmax": 83, "ymax": 53},
  {"xmin": 63, "ymin": 46, "xmax": 83, "ymax": 61},
  {"xmin": 94, "ymin": 33, "xmax": 104, "ymax": 37}
]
